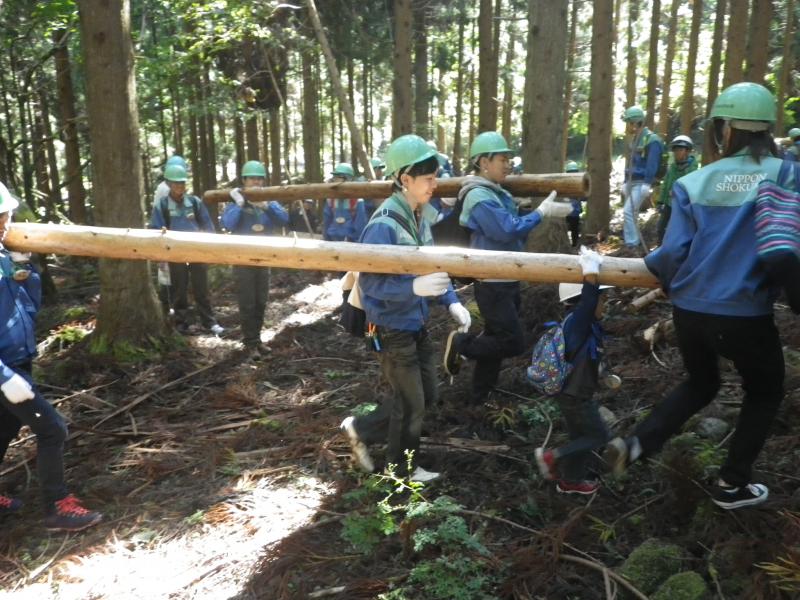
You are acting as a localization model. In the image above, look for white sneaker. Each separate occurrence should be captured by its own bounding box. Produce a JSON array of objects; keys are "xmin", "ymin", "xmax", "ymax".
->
[
  {"xmin": 340, "ymin": 416, "xmax": 374, "ymax": 472},
  {"xmin": 209, "ymin": 324, "xmax": 224, "ymax": 335},
  {"xmin": 410, "ymin": 466, "xmax": 440, "ymax": 483}
]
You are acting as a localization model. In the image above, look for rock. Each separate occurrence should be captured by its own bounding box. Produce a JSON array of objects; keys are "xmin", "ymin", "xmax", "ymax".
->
[
  {"xmin": 651, "ymin": 571, "xmax": 710, "ymax": 600},
  {"xmin": 598, "ymin": 406, "xmax": 616, "ymax": 427},
  {"xmin": 620, "ymin": 538, "xmax": 691, "ymax": 595},
  {"xmin": 695, "ymin": 417, "xmax": 729, "ymax": 442}
]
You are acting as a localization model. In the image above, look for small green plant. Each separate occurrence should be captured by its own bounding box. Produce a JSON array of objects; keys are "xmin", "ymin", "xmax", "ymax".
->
[
  {"xmin": 407, "ymin": 556, "xmax": 498, "ymax": 600},
  {"xmin": 519, "ymin": 400, "xmax": 560, "ymax": 428},
  {"xmin": 324, "ymin": 369, "xmax": 349, "ymax": 380},
  {"xmin": 587, "ymin": 514, "xmax": 616, "ymax": 543},
  {"xmin": 53, "ymin": 325, "xmax": 88, "ymax": 346},
  {"xmin": 351, "ymin": 402, "xmax": 378, "ymax": 417},
  {"xmin": 486, "ymin": 405, "xmax": 516, "ymax": 429},
  {"xmin": 63, "ymin": 306, "xmax": 91, "ymax": 321},
  {"xmin": 183, "ymin": 509, "xmax": 205, "ymax": 526}
]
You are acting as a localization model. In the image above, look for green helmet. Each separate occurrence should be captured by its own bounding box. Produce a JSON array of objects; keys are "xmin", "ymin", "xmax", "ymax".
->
[
  {"xmin": 0, "ymin": 181, "xmax": 19, "ymax": 214},
  {"xmin": 710, "ymin": 82, "xmax": 776, "ymax": 130},
  {"xmin": 165, "ymin": 155, "xmax": 187, "ymax": 170},
  {"xmin": 565, "ymin": 160, "xmax": 580, "ymax": 172},
  {"xmin": 331, "ymin": 163, "xmax": 355, "ymax": 179},
  {"xmin": 385, "ymin": 134, "xmax": 438, "ymax": 176},
  {"xmin": 241, "ymin": 160, "xmax": 267, "ymax": 178},
  {"xmin": 370, "ymin": 158, "xmax": 386, "ymax": 170},
  {"xmin": 469, "ymin": 131, "xmax": 513, "ymax": 159},
  {"xmin": 164, "ymin": 164, "xmax": 188, "ymax": 183},
  {"xmin": 622, "ymin": 106, "xmax": 646, "ymax": 123},
  {"xmin": 788, "ymin": 128, "xmax": 800, "ymax": 140}
]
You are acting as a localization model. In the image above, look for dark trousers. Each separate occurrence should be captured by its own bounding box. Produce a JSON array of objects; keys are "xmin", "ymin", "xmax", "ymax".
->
[
  {"xmin": 354, "ymin": 328, "xmax": 437, "ymax": 472},
  {"xmin": 634, "ymin": 307, "xmax": 784, "ymax": 487},
  {"xmin": 656, "ymin": 205, "xmax": 672, "ymax": 245},
  {"xmin": 556, "ymin": 394, "xmax": 610, "ymax": 481},
  {"xmin": 0, "ymin": 364, "xmax": 68, "ymax": 506},
  {"xmin": 160, "ymin": 262, "xmax": 215, "ymax": 328},
  {"xmin": 458, "ymin": 281, "xmax": 525, "ymax": 401},
  {"xmin": 234, "ymin": 265, "xmax": 270, "ymax": 347},
  {"xmin": 566, "ymin": 215, "xmax": 580, "ymax": 247}
]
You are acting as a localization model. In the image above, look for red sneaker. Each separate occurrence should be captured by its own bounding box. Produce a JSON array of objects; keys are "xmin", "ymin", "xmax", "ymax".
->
[
  {"xmin": 556, "ymin": 479, "xmax": 600, "ymax": 495},
  {"xmin": 535, "ymin": 447, "xmax": 557, "ymax": 480},
  {"xmin": 44, "ymin": 494, "xmax": 102, "ymax": 531},
  {"xmin": 0, "ymin": 493, "xmax": 22, "ymax": 515}
]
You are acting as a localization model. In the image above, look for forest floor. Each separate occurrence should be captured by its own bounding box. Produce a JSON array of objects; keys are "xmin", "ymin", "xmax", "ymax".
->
[{"xmin": 1, "ymin": 210, "xmax": 800, "ymax": 599}]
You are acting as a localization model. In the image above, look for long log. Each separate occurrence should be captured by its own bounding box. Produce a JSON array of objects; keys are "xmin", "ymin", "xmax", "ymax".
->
[
  {"xmin": 202, "ymin": 172, "xmax": 591, "ymax": 203},
  {"xmin": 6, "ymin": 223, "xmax": 658, "ymax": 288}
]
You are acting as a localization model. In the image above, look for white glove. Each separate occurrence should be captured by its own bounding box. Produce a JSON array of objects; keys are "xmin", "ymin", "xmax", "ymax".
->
[
  {"xmin": 448, "ymin": 302, "xmax": 471, "ymax": 333},
  {"xmin": 9, "ymin": 252, "xmax": 31, "ymax": 262},
  {"xmin": 535, "ymin": 191, "xmax": 573, "ymax": 219},
  {"xmin": 1, "ymin": 373, "xmax": 34, "ymax": 404},
  {"xmin": 640, "ymin": 183, "xmax": 653, "ymax": 199},
  {"xmin": 578, "ymin": 245, "xmax": 603, "ymax": 276},
  {"xmin": 230, "ymin": 188, "xmax": 245, "ymax": 207},
  {"xmin": 412, "ymin": 272, "xmax": 451, "ymax": 297}
]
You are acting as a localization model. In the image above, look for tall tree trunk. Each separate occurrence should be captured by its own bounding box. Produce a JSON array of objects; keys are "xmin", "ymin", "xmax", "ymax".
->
[
  {"xmin": 39, "ymin": 93, "xmax": 61, "ymax": 216},
  {"xmin": 645, "ymin": 0, "xmax": 661, "ymax": 129},
  {"xmin": 31, "ymin": 100, "xmax": 52, "ymax": 216},
  {"xmin": 501, "ymin": 22, "xmax": 518, "ymax": 144},
  {"xmin": 561, "ymin": 0, "xmax": 579, "ymax": 163},
  {"xmin": 469, "ymin": 18, "xmax": 478, "ymax": 143},
  {"xmin": 745, "ymin": 0, "xmax": 772, "ymax": 84},
  {"xmin": 477, "ymin": 0, "xmax": 497, "ymax": 132},
  {"xmin": 658, "ymin": 0, "xmax": 680, "ymax": 136},
  {"xmin": 625, "ymin": 0, "xmax": 639, "ymax": 107},
  {"xmin": 362, "ymin": 59, "xmax": 371, "ymax": 156},
  {"xmin": 586, "ymin": 0, "xmax": 614, "ymax": 237},
  {"xmin": 171, "ymin": 86, "xmax": 184, "ymax": 156},
  {"xmin": 347, "ymin": 57, "xmax": 358, "ymax": 172},
  {"xmin": 707, "ymin": 0, "xmax": 727, "ymax": 116},
  {"xmin": 777, "ymin": 0, "xmax": 795, "ymax": 133},
  {"xmin": 157, "ymin": 93, "xmax": 169, "ymax": 163},
  {"xmin": 392, "ymin": 0, "xmax": 413, "ymax": 137},
  {"xmin": 0, "ymin": 69, "xmax": 18, "ymax": 191},
  {"xmin": 679, "ymin": 0, "xmax": 703, "ymax": 134},
  {"xmin": 413, "ymin": 1, "xmax": 429, "ymax": 140},
  {"xmin": 245, "ymin": 113, "xmax": 259, "ymax": 161},
  {"xmin": 217, "ymin": 116, "xmax": 231, "ymax": 182},
  {"xmin": 613, "ymin": 0, "xmax": 623, "ymax": 55},
  {"xmin": 76, "ymin": 0, "xmax": 166, "ymax": 345},
  {"xmin": 10, "ymin": 51, "xmax": 33, "ymax": 206},
  {"xmin": 452, "ymin": 0, "xmax": 466, "ymax": 175},
  {"xmin": 523, "ymin": 0, "xmax": 570, "ymax": 253},
  {"xmin": 196, "ymin": 75, "xmax": 210, "ymax": 195},
  {"xmin": 302, "ymin": 50, "xmax": 322, "ymax": 182},
  {"xmin": 187, "ymin": 96, "xmax": 202, "ymax": 194},
  {"xmin": 233, "ymin": 115, "xmax": 245, "ymax": 175},
  {"xmin": 270, "ymin": 108, "xmax": 281, "ymax": 185},
  {"xmin": 260, "ymin": 116, "xmax": 270, "ymax": 172},
  {"xmin": 203, "ymin": 68, "xmax": 217, "ymax": 190},
  {"xmin": 52, "ymin": 28, "xmax": 87, "ymax": 223},
  {"xmin": 723, "ymin": 0, "xmax": 749, "ymax": 86}
]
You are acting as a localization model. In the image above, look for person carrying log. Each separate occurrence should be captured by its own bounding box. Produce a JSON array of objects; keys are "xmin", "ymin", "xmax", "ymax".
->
[
  {"xmin": 322, "ymin": 163, "xmax": 367, "ymax": 242},
  {"xmin": 0, "ymin": 181, "xmax": 102, "ymax": 531},
  {"xmin": 621, "ymin": 105, "xmax": 664, "ymax": 254},
  {"xmin": 441, "ymin": 131, "xmax": 573, "ymax": 404},
  {"xmin": 656, "ymin": 135, "xmax": 698, "ymax": 246},
  {"xmin": 149, "ymin": 163, "xmax": 224, "ymax": 335},
  {"xmin": 606, "ymin": 83, "xmax": 788, "ymax": 510},
  {"xmin": 340, "ymin": 134, "xmax": 472, "ymax": 483},
  {"xmin": 221, "ymin": 160, "xmax": 289, "ymax": 357},
  {"xmin": 535, "ymin": 247, "xmax": 615, "ymax": 495}
]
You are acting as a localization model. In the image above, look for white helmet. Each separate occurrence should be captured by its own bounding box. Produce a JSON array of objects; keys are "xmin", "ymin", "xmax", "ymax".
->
[
  {"xmin": 559, "ymin": 282, "xmax": 613, "ymax": 303},
  {"xmin": 670, "ymin": 135, "xmax": 694, "ymax": 150},
  {"xmin": 0, "ymin": 181, "xmax": 19, "ymax": 214}
]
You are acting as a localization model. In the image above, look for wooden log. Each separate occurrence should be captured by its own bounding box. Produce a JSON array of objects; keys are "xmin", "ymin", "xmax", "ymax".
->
[
  {"xmin": 5, "ymin": 222, "xmax": 659, "ymax": 287},
  {"xmin": 202, "ymin": 172, "xmax": 591, "ymax": 203},
  {"xmin": 629, "ymin": 287, "xmax": 664, "ymax": 312}
]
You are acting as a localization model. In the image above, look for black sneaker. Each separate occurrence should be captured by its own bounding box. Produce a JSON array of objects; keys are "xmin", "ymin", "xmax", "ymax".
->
[
  {"xmin": 712, "ymin": 483, "xmax": 769, "ymax": 510},
  {"xmin": 443, "ymin": 331, "xmax": 464, "ymax": 377},
  {"xmin": 0, "ymin": 493, "xmax": 22, "ymax": 515},
  {"xmin": 44, "ymin": 494, "xmax": 103, "ymax": 532}
]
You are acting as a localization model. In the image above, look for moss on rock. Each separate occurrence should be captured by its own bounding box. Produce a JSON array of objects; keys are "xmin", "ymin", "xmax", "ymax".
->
[
  {"xmin": 620, "ymin": 538, "xmax": 690, "ymax": 595},
  {"xmin": 651, "ymin": 571, "xmax": 709, "ymax": 600}
]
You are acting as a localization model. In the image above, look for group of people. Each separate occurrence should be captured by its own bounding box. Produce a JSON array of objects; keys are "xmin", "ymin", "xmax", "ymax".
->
[
  {"xmin": 0, "ymin": 81, "xmax": 794, "ymax": 537},
  {"xmin": 341, "ymin": 82, "xmax": 793, "ymax": 511}
]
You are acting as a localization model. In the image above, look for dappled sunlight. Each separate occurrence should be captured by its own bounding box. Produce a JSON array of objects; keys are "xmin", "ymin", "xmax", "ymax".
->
[
  {"xmin": 4, "ymin": 475, "xmax": 332, "ymax": 600},
  {"xmin": 263, "ymin": 278, "xmax": 342, "ymax": 336}
]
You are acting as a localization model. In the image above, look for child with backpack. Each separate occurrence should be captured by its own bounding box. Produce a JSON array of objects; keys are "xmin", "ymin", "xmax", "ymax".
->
[{"xmin": 534, "ymin": 246, "xmax": 615, "ymax": 495}]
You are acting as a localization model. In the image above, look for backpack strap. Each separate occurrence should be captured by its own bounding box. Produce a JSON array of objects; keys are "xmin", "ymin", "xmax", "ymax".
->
[{"xmin": 384, "ymin": 209, "xmax": 422, "ymax": 245}]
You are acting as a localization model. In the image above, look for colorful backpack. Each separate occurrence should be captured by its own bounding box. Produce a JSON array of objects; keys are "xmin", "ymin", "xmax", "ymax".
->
[{"xmin": 526, "ymin": 316, "xmax": 573, "ymax": 396}]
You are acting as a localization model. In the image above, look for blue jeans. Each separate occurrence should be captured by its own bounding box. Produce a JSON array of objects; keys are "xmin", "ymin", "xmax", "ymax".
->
[
  {"xmin": 623, "ymin": 182, "xmax": 648, "ymax": 246},
  {"xmin": 353, "ymin": 328, "xmax": 437, "ymax": 472},
  {"xmin": 0, "ymin": 364, "xmax": 68, "ymax": 505}
]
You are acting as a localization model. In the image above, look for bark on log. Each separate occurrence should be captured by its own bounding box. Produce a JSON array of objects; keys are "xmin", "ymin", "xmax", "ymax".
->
[
  {"xmin": 5, "ymin": 222, "xmax": 657, "ymax": 288},
  {"xmin": 203, "ymin": 173, "xmax": 590, "ymax": 203}
]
